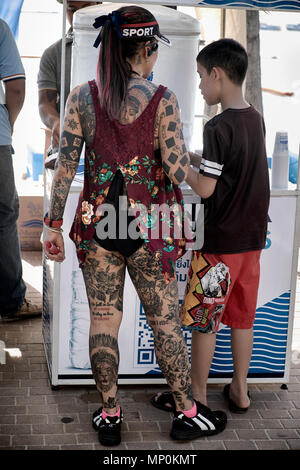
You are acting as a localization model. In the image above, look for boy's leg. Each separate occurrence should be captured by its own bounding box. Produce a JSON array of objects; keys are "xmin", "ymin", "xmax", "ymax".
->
[
  {"xmin": 190, "ymin": 327, "xmax": 252, "ymax": 408},
  {"xmin": 230, "ymin": 327, "xmax": 253, "ymax": 408},
  {"xmin": 82, "ymin": 241, "xmax": 126, "ymax": 415},
  {"xmin": 127, "ymin": 245, "xmax": 194, "ymax": 411},
  {"xmin": 191, "ymin": 331, "xmax": 216, "ymax": 406},
  {"xmin": 180, "ymin": 251, "xmax": 232, "ymax": 406},
  {"xmin": 221, "ymin": 250, "xmax": 261, "ymax": 409}
]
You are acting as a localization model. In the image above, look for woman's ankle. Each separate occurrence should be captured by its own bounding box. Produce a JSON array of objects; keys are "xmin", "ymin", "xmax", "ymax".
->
[
  {"xmin": 178, "ymin": 401, "xmax": 197, "ymax": 417},
  {"xmin": 102, "ymin": 406, "xmax": 120, "ymax": 418}
]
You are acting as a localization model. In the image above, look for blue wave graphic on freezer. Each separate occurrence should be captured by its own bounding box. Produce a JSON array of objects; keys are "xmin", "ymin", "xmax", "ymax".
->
[
  {"xmin": 197, "ymin": 1, "xmax": 300, "ymax": 10},
  {"xmin": 21, "ymin": 219, "xmax": 43, "ymax": 228},
  {"xmin": 142, "ymin": 293, "xmax": 290, "ymax": 376},
  {"xmin": 211, "ymin": 292, "xmax": 289, "ymax": 374}
]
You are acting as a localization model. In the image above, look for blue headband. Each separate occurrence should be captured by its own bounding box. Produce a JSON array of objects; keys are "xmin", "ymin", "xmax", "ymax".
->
[{"xmin": 93, "ymin": 11, "xmax": 123, "ymax": 48}]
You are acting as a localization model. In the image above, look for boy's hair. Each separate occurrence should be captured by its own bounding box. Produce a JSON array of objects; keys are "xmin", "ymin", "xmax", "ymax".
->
[{"xmin": 197, "ymin": 38, "xmax": 248, "ymax": 86}]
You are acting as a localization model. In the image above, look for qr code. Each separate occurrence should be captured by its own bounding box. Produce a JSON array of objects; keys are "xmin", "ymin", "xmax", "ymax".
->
[{"xmin": 134, "ymin": 300, "xmax": 192, "ymax": 369}]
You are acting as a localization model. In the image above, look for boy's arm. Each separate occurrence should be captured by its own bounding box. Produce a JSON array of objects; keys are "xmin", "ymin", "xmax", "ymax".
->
[
  {"xmin": 187, "ymin": 122, "xmax": 226, "ymax": 198},
  {"xmin": 185, "ymin": 169, "xmax": 217, "ymax": 199}
]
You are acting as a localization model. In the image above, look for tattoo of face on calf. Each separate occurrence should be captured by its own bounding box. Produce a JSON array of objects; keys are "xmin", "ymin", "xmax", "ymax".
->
[{"xmin": 91, "ymin": 350, "xmax": 118, "ymax": 393}]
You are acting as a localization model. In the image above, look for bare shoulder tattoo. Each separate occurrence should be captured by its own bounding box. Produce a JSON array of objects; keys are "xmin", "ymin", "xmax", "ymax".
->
[{"xmin": 120, "ymin": 79, "xmax": 158, "ymax": 124}]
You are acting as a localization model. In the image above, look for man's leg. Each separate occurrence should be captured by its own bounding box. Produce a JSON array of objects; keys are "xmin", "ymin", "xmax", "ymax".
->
[
  {"xmin": 230, "ymin": 327, "xmax": 252, "ymax": 408},
  {"xmin": 0, "ymin": 146, "xmax": 26, "ymax": 316}
]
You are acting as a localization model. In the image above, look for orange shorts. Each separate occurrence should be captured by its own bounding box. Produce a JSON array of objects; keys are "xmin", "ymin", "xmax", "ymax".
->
[{"xmin": 180, "ymin": 250, "xmax": 261, "ymax": 333}]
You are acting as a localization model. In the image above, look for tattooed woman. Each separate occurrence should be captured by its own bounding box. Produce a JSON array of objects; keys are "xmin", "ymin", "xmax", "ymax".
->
[{"xmin": 43, "ymin": 6, "xmax": 227, "ymax": 446}]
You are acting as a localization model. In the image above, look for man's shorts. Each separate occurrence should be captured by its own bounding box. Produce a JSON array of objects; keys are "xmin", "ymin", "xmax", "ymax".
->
[{"xmin": 180, "ymin": 250, "xmax": 261, "ymax": 333}]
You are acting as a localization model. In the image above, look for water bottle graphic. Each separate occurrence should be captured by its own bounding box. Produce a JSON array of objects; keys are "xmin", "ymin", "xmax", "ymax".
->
[
  {"xmin": 271, "ymin": 131, "xmax": 289, "ymax": 190},
  {"xmin": 69, "ymin": 254, "xmax": 90, "ymax": 369}
]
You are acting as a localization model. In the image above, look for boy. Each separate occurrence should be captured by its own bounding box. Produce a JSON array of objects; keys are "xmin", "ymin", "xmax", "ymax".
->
[{"xmin": 151, "ymin": 38, "xmax": 270, "ymax": 413}]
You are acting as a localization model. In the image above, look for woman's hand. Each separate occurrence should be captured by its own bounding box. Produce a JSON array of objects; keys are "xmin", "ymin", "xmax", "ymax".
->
[{"xmin": 43, "ymin": 230, "xmax": 65, "ymax": 263}]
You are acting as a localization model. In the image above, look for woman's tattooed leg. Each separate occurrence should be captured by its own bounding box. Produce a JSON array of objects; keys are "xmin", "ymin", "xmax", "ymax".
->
[
  {"xmin": 127, "ymin": 245, "xmax": 193, "ymax": 411},
  {"xmin": 82, "ymin": 241, "xmax": 126, "ymax": 412}
]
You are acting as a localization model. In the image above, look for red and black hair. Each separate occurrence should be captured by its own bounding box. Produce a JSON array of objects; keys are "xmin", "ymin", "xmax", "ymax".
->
[{"xmin": 96, "ymin": 6, "xmax": 157, "ymax": 120}]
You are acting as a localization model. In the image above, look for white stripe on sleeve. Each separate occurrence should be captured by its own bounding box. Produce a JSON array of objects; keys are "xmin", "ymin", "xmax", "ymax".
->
[{"xmin": 201, "ymin": 158, "xmax": 224, "ymax": 171}]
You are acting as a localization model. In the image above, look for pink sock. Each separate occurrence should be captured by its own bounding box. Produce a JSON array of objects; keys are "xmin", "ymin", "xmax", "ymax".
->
[
  {"xmin": 102, "ymin": 406, "xmax": 120, "ymax": 419},
  {"xmin": 177, "ymin": 402, "xmax": 197, "ymax": 418}
]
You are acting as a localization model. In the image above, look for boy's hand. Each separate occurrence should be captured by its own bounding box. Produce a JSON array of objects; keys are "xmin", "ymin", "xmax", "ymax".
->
[{"xmin": 189, "ymin": 150, "xmax": 202, "ymax": 168}]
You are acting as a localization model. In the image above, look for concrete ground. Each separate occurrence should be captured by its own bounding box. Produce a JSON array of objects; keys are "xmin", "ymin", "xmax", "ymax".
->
[{"xmin": 0, "ymin": 251, "xmax": 299, "ymax": 451}]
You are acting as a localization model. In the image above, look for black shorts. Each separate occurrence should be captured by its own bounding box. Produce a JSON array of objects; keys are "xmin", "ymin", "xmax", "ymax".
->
[{"xmin": 93, "ymin": 169, "xmax": 144, "ymax": 257}]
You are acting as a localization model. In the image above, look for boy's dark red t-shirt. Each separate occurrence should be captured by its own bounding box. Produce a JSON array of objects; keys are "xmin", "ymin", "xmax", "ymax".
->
[{"xmin": 199, "ymin": 105, "xmax": 270, "ymax": 254}]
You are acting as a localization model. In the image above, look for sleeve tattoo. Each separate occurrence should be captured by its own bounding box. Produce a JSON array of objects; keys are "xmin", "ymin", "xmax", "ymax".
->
[
  {"xmin": 158, "ymin": 90, "xmax": 190, "ymax": 185},
  {"xmin": 49, "ymin": 87, "xmax": 84, "ymax": 220}
]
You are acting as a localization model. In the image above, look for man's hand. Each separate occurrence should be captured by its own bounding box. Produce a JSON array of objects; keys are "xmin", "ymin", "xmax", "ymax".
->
[{"xmin": 39, "ymin": 89, "xmax": 60, "ymax": 148}]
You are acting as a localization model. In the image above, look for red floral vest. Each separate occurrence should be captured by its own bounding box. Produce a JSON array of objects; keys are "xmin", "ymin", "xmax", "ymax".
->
[{"xmin": 69, "ymin": 80, "xmax": 186, "ymax": 282}]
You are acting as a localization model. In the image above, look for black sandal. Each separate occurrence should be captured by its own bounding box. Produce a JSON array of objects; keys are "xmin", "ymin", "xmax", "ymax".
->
[
  {"xmin": 150, "ymin": 391, "xmax": 176, "ymax": 412},
  {"xmin": 223, "ymin": 384, "xmax": 250, "ymax": 414}
]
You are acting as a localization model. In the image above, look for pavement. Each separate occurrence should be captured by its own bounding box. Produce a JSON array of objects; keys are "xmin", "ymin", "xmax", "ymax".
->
[{"xmin": 0, "ymin": 251, "xmax": 299, "ymax": 452}]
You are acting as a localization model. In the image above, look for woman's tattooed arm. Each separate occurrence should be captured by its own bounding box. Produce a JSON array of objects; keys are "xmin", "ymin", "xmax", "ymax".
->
[
  {"xmin": 49, "ymin": 86, "xmax": 84, "ymax": 220},
  {"xmin": 157, "ymin": 89, "xmax": 190, "ymax": 186}
]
